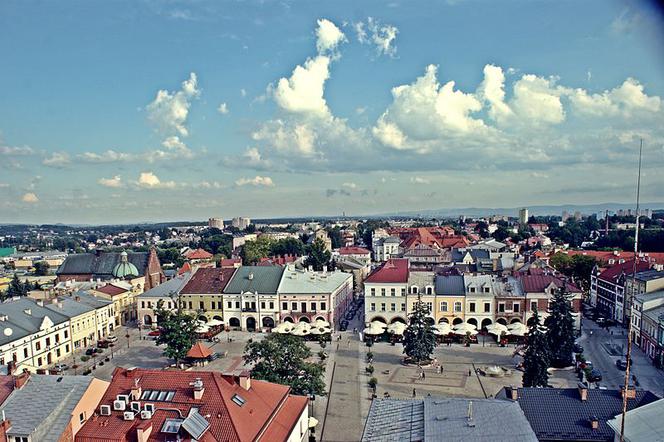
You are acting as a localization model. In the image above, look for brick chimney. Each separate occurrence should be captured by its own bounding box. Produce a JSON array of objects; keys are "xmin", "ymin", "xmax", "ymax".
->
[
  {"xmin": 589, "ymin": 415, "xmax": 599, "ymax": 430},
  {"xmin": 621, "ymin": 386, "xmax": 636, "ymax": 400},
  {"xmin": 192, "ymin": 378, "xmax": 204, "ymax": 400},
  {"xmin": 14, "ymin": 372, "xmax": 30, "ymax": 389},
  {"xmin": 578, "ymin": 382, "xmax": 588, "ymax": 401},
  {"xmin": 130, "ymin": 380, "xmax": 142, "ymax": 401},
  {"xmin": 508, "ymin": 385, "xmax": 518, "ymax": 401},
  {"xmin": 136, "ymin": 421, "xmax": 152, "ymax": 442},
  {"xmin": 239, "ymin": 370, "xmax": 251, "ymax": 391}
]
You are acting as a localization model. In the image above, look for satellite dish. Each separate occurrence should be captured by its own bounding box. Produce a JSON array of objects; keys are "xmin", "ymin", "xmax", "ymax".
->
[{"xmin": 3, "ymin": 328, "xmax": 13, "ymax": 337}]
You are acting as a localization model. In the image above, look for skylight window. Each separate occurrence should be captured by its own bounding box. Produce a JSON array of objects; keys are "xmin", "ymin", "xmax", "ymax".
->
[
  {"xmin": 161, "ymin": 418, "xmax": 184, "ymax": 433},
  {"xmin": 231, "ymin": 394, "xmax": 246, "ymax": 407},
  {"xmin": 140, "ymin": 389, "xmax": 176, "ymax": 402}
]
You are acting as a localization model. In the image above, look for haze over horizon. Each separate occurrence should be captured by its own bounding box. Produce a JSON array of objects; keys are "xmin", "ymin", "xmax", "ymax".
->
[{"xmin": 1, "ymin": 0, "xmax": 663, "ymax": 224}]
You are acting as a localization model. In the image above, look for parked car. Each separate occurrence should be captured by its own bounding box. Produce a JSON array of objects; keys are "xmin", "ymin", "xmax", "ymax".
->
[
  {"xmin": 573, "ymin": 343, "xmax": 584, "ymax": 354},
  {"xmin": 148, "ymin": 330, "xmax": 161, "ymax": 337},
  {"xmin": 53, "ymin": 363, "xmax": 69, "ymax": 372},
  {"xmin": 616, "ymin": 359, "xmax": 628, "ymax": 370},
  {"xmin": 339, "ymin": 320, "xmax": 349, "ymax": 331},
  {"xmin": 85, "ymin": 347, "xmax": 97, "ymax": 356},
  {"xmin": 588, "ymin": 369, "xmax": 603, "ymax": 382},
  {"xmin": 106, "ymin": 335, "xmax": 118, "ymax": 343},
  {"xmin": 97, "ymin": 340, "xmax": 110, "ymax": 348}
]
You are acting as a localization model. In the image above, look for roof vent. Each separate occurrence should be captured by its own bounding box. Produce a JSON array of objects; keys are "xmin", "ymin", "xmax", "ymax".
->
[
  {"xmin": 248, "ymin": 273, "xmax": 254, "ymax": 280},
  {"xmin": 467, "ymin": 401, "xmax": 475, "ymax": 427},
  {"xmin": 589, "ymin": 415, "xmax": 599, "ymax": 430},
  {"xmin": 23, "ymin": 309, "xmax": 31, "ymax": 316}
]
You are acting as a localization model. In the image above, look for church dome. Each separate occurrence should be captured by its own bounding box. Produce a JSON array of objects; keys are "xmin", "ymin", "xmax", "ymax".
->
[{"xmin": 113, "ymin": 251, "xmax": 139, "ymax": 279}]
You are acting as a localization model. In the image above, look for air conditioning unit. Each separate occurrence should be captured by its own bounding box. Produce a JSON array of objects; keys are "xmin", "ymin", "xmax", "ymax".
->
[
  {"xmin": 123, "ymin": 411, "xmax": 135, "ymax": 421},
  {"xmin": 140, "ymin": 410, "xmax": 153, "ymax": 420},
  {"xmin": 100, "ymin": 405, "xmax": 111, "ymax": 416},
  {"xmin": 113, "ymin": 400, "xmax": 126, "ymax": 411},
  {"xmin": 144, "ymin": 403, "xmax": 155, "ymax": 413},
  {"xmin": 117, "ymin": 394, "xmax": 129, "ymax": 403},
  {"xmin": 130, "ymin": 401, "xmax": 141, "ymax": 412}
]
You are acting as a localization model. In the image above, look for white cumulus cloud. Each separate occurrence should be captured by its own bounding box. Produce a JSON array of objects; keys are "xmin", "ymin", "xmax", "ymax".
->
[
  {"xmin": 98, "ymin": 175, "xmax": 123, "ymax": 188},
  {"xmin": 136, "ymin": 172, "xmax": 177, "ymax": 189},
  {"xmin": 316, "ymin": 18, "xmax": 346, "ymax": 54},
  {"xmin": 271, "ymin": 56, "xmax": 331, "ymax": 116},
  {"xmin": 217, "ymin": 102, "xmax": 229, "ymax": 114},
  {"xmin": 147, "ymin": 72, "xmax": 200, "ymax": 137},
  {"xmin": 22, "ymin": 192, "xmax": 39, "ymax": 203},
  {"xmin": 235, "ymin": 176, "xmax": 275, "ymax": 187},
  {"xmin": 355, "ymin": 17, "xmax": 398, "ymax": 57},
  {"xmin": 42, "ymin": 151, "xmax": 71, "ymax": 168}
]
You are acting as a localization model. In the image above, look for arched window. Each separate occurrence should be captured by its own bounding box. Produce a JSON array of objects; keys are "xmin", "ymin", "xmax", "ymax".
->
[{"xmin": 411, "ymin": 286, "xmax": 419, "ymax": 294}]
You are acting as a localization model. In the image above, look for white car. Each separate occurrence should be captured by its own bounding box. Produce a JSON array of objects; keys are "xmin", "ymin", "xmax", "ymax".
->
[{"xmin": 106, "ymin": 335, "xmax": 118, "ymax": 343}]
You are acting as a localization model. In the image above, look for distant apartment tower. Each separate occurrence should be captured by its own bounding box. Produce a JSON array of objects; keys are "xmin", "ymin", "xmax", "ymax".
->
[
  {"xmin": 574, "ymin": 211, "xmax": 582, "ymax": 221},
  {"xmin": 208, "ymin": 217, "xmax": 224, "ymax": 229},
  {"xmin": 562, "ymin": 210, "xmax": 569, "ymax": 222},
  {"xmin": 518, "ymin": 208, "xmax": 529, "ymax": 225},
  {"xmin": 232, "ymin": 217, "xmax": 251, "ymax": 230}
]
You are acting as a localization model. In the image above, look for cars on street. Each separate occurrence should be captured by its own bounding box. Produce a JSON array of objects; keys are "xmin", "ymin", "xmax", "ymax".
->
[
  {"xmin": 106, "ymin": 335, "xmax": 118, "ymax": 343},
  {"xmin": 573, "ymin": 343, "xmax": 584, "ymax": 354},
  {"xmin": 588, "ymin": 369, "xmax": 603, "ymax": 382},
  {"xmin": 53, "ymin": 363, "xmax": 69, "ymax": 372},
  {"xmin": 616, "ymin": 359, "xmax": 628, "ymax": 370},
  {"xmin": 85, "ymin": 347, "xmax": 96, "ymax": 355}
]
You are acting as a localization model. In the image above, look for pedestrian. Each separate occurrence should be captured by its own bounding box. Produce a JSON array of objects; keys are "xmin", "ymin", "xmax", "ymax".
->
[
  {"xmin": 468, "ymin": 369, "xmax": 472, "ymax": 377},
  {"xmin": 412, "ymin": 388, "xmax": 416, "ymax": 398},
  {"xmin": 422, "ymin": 371, "xmax": 426, "ymax": 380}
]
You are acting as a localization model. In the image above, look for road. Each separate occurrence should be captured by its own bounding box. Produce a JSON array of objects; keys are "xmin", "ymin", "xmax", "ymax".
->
[{"xmin": 579, "ymin": 317, "xmax": 664, "ymax": 395}]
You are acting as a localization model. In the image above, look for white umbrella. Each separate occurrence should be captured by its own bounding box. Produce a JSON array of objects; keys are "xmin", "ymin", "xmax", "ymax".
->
[
  {"xmin": 195, "ymin": 324, "xmax": 210, "ymax": 333},
  {"xmin": 486, "ymin": 323, "xmax": 508, "ymax": 336},
  {"xmin": 363, "ymin": 325, "xmax": 386, "ymax": 335},
  {"xmin": 314, "ymin": 318, "xmax": 331, "ymax": 328},
  {"xmin": 207, "ymin": 319, "xmax": 224, "ymax": 327},
  {"xmin": 432, "ymin": 323, "xmax": 451, "ymax": 335},
  {"xmin": 507, "ymin": 322, "xmax": 528, "ymax": 336},
  {"xmin": 370, "ymin": 320, "xmax": 387, "ymax": 329},
  {"xmin": 291, "ymin": 322, "xmax": 311, "ymax": 336},
  {"xmin": 453, "ymin": 322, "xmax": 477, "ymax": 334},
  {"xmin": 310, "ymin": 326, "xmax": 331, "ymax": 335},
  {"xmin": 387, "ymin": 322, "xmax": 407, "ymax": 335},
  {"xmin": 308, "ymin": 417, "xmax": 319, "ymax": 428},
  {"xmin": 273, "ymin": 322, "xmax": 293, "ymax": 334}
]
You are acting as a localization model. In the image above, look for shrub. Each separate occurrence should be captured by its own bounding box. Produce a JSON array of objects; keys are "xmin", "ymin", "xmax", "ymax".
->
[
  {"xmin": 366, "ymin": 364, "xmax": 374, "ymax": 374},
  {"xmin": 367, "ymin": 351, "xmax": 374, "ymax": 361},
  {"xmin": 368, "ymin": 377, "xmax": 378, "ymax": 390},
  {"xmin": 318, "ymin": 350, "xmax": 327, "ymax": 360},
  {"xmin": 82, "ymin": 369, "xmax": 92, "ymax": 376},
  {"xmin": 96, "ymin": 348, "xmax": 104, "ymax": 354},
  {"xmin": 80, "ymin": 355, "xmax": 90, "ymax": 362},
  {"xmin": 99, "ymin": 361, "xmax": 104, "ymax": 366}
]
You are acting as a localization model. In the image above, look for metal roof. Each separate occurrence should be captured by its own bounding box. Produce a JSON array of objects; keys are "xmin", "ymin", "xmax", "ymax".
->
[
  {"xmin": 138, "ymin": 272, "xmax": 192, "ymax": 298},
  {"xmin": 0, "ymin": 298, "xmax": 69, "ymax": 346},
  {"xmin": 278, "ymin": 268, "xmax": 351, "ymax": 294},
  {"xmin": 1, "ymin": 374, "xmax": 93, "ymax": 442},
  {"xmin": 223, "ymin": 266, "xmax": 285, "ymax": 294},
  {"xmin": 607, "ymin": 398, "xmax": 664, "ymax": 442},
  {"xmin": 434, "ymin": 275, "xmax": 465, "ymax": 296}
]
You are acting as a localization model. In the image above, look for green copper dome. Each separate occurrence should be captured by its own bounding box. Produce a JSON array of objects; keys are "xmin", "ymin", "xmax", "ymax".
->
[{"xmin": 112, "ymin": 251, "xmax": 139, "ymax": 279}]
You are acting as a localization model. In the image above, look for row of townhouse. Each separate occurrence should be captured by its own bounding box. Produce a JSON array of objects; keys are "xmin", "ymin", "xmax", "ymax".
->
[
  {"xmin": 0, "ymin": 293, "xmax": 115, "ymax": 373},
  {"xmin": 590, "ymin": 261, "xmax": 664, "ymax": 325},
  {"xmin": 363, "ymin": 259, "xmax": 583, "ymax": 330},
  {"xmin": 138, "ymin": 264, "xmax": 354, "ymax": 332}
]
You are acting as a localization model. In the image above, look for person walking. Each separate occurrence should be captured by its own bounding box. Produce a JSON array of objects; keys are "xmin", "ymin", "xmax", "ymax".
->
[
  {"xmin": 468, "ymin": 369, "xmax": 472, "ymax": 377},
  {"xmin": 412, "ymin": 388, "xmax": 416, "ymax": 398},
  {"xmin": 422, "ymin": 371, "xmax": 426, "ymax": 380}
]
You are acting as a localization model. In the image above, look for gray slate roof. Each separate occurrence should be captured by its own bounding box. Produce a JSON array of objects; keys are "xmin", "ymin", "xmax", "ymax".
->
[
  {"xmin": 435, "ymin": 275, "xmax": 465, "ymax": 296},
  {"xmin": 56, "ymin": 251, "xmax": 149, "ymax": 277},
  {"xmin": 139, "ymin": 272, "xmax": 192, "ymax": 298},
  {"xmin": 68, "ymin": 291, "xmax": 113, "ymax": 309},
  {"xmin": 0, "ymin": 298, "xmax": 69, "ymax": 346},
  {"xmin": 1, "ymin": 374, "xmax": 94, "ymax": 442},
  {"xmin": 501, "ymin": 387, "xmax": 659, "ymax": 441},
  {"xmin": 45, "ymin": 297, "xmax": 95, "ymax": 318},
  {"xmin": 362, "ymin": 397, "xmax": 537, "ymax": 442},
  {"xmin": 223, "ymin": 266, "xmax": 285, "ymax": 294}
]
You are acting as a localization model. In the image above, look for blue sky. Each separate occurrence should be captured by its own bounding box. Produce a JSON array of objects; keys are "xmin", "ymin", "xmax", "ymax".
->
[{"xmin": 1, "ymin": 0, "xmax": 663, "ymax": 223}]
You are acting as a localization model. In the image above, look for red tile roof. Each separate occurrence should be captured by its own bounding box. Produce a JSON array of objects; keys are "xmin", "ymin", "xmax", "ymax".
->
[
  {"xmin": 0, "ymin": 376, "xmax": 15, "ymax": 405},
  {"xmin": 220, "ymin": 258, "xmax": 242, "ymax": 268},
  {"xmin": 186, "ymin": 342, "xmax": 212, "ymax": 359},
  {"xmin": 519, "ymin": 274, "xmax": 582, "ymax": 294},
  {"xmin": 184, "ymin": 248, "xmax": 214, "ymax": 260},
  {"xmin": 177, "ymin": 261, "xmax": 192, "ymax": 275},
  {"xmin": 95, "ymin": 284, "xmax": 129, "ymax": 296},
  {"xmin": 181, "ymin": 267, "xmax": 236, "ymax": 294},
  {"xmin": 365, "ymin": 259, "xmax": 409, "ymax": 284},
  {"xmin": 566, "ymin": 250, "xmax": 664, "ymax": 265},
  {"xmin": 598, "ymin": 259, "xmax": 652, "ymax": 283},
  {"xmin": 75, "ymin": 368, "xmax": 307, "ymax": 442},
  {"xmin": 338, "ymin": 246, "xmax": 371, "ymax": 255}
]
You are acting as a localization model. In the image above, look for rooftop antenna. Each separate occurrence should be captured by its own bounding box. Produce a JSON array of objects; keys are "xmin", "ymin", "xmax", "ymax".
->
[
  {"xmin": 620, "ymin": 138, "xmax": 643, "ymax": 442},
  {"xmin": 467, "ymin": 401, "xmax": 475, "ymax": 427}
]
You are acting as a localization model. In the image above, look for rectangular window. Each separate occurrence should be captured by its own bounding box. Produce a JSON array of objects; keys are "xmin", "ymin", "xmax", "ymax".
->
[
  {"xmin": 370, "ymin": 303, "xmax": 376, "ymax": 311},
  {"xmin": 484, "ymin": 302, "xmax": 491, "ymax": 313},
  {"xmin": 513, "ymin": 303, "xmax": 520, "ymax": 313},
  {"xmin": 292, "ymin": 302, "xmax": 297, "ymax": 311},
  {"xmin": 321, "ymin": 302, "xmax": 326, "ymax": 311},
  {"xmin": 261, "ymin": 301, "xmax": 266, "ymax": 309},
  {"xmin": 381, "ymin": 288, "xmax": 386, "ymax": 296},
  {"xmin": 440, "ymin": 302, "xmax": 448, "ymax": 312},
  {"xmin": 199, "ymin": 301, "xmax": 204, "ymax": 309},
  {"xmin": 391, "ymin": 303, "xmax": 396, "ymax": 312},
  {"xmin": 454, "ymin": 302, "xmax": 462, "ymax": 312},
  {"xmin": 269, "ymin": 301, "xmax": 274, "ymax": 309},
  {"xmin": 45, "ymin": 337, "xmax": 51, "ymax": 347},
  {"xmin": 401, "ymin": 303, "xmax": 406, "ymax": 311},
  {"xmin": 401, "ymin": 288, "xmax": 406, "ymax": 296},
  {"xmin": 235, "ymin": 301, "xmax": 240, "ymax": 309},
  {"xmin": 211, "ymin": 301, "xmax": 216, "ymax": 310},
  {"xmin": 23, "ymin": 348, "xmax": 28, "ymax": 358},
  {"xmin": 65, "ymin": 344, "xmax": 70, "ymax": 353},
  {"xmin": 188, "ymin": 301, "xmax": 193, "ymax": 309},
  {"xmin": 391, "ymin": 288, "xmax": 396, "ymax": 296},
  {"xmin": 370, "ymin": 288, "xmax": 375, "ymax": 296},
  {"xmin": 469, "ymin": 302, "xmax": 476, "ymax": 313},
  {"xmin": 282, "ymin": 302, "xmax": 288, "ymax": 310},
  {"xmin": 530, "ymin": 301, "xmax": 537, "ymax": 312},
  {"xmin": 311, "ymin": 302, "xmax": 317, "ymax": 312},
  {"xmin": 80, "ymin": 412, "xmax": 86, "ymax": 424},
  {"xmin": 426, "ymin": 302, "xmax": 433, "ymax": 313},
  {"xmin": 228, "ymin": 301, "xmax": 233, "ymax": 309},
  {"xmin": 498, "ymin": 303, "xmax": 505, "ymax": 313},
  {"xmin": 301, "ymin": 302, "xmax": 307, "ymax": 312},
  {"xmin": 380, "ymin": 303, "xmax": 386, "ymax": 312},
  {"xmin": 36, "ymin": 341, "xmax": 41, "ymax": 351}
]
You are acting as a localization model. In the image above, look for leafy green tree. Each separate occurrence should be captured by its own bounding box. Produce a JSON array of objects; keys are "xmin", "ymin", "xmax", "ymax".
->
[
  {"xmin": 305, "ymin": 238, "xmax": 331, "ymax": 271},
  {"xmin": 32, "ymin": 261, "xmax": 50, "ymax": 276},
  {"xmin": 402, "ymin": 297, "xmax": 436, "ymax": 365},
  {"xmin": 244, "ymin": 334, "xmax": 326, "ymax": 396},
  {"xmin": 326, "ymin": 226, "xmax": 343, "ymax": 249},
  {"xmin": 240, "ymin": 236, "xmax": 273, "ymax": 265},
  {"xmin": 492, "ymin": 226, "xmax": 511, "ymax": 242},
  {"xmin": 545, "ymin": 288, "xmax": 576, "ymax": 368},
  {"xmin": 154, "ymin": 299, "xmax": 198, "ymax": 365},
  {"xmin": 270, "ymin": 237, "xmax": 305, "ymax": 257},
  {"xmin": 522, "ymin": 310, "xmax": 550, "ymax": 387},
  {"xmin": 5, "ymin": 274, "xmax": 28, "ymax": 298}
]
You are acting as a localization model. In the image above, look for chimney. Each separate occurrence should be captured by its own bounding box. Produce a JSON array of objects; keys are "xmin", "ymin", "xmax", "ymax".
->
[
  {"xmin": 239, "ymin": 370, "xmax": 251, "ymax": 391},
  {"xmin": 192, "ymin": 378, "xmax": 204, "ymax": 400},
  {"xmin": 248, "ymin": 273, "xmax": 254, "ymax": 281},
  {"xmin": 75, "ymin": 295, "xmax": 80, "ymax": 302},
  {"xmin": 14, "ymin": 372, "xmax": 30, "ymax": 390},
  {"xmin": 136, "ymin": 422, "xmax": 153, "ymax": 442},
  {"xmin": 589, "ymin": 416, "xmax": 599, "ymax": 430},
  {"xmin": 131, "ymin": 380, "xmax": 142, "ymax": 401},
  {"xmin": 578, "ymin": 382, "xmax": 588, "ymax": 401},
  {"xmin": 621, "ymin": 386, "xmax": 636, "ymax": 400},
  {"xmin": 509, "ymin": 385, "xmax": 518, "ymax": 401}
]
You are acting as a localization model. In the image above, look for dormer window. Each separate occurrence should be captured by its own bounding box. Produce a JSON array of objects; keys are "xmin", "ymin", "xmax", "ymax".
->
[
  {"xmin": 411, "ymin": 286, "xmax": 419, "ymax": 294},
  {"xmin": 469, "ymin": 287, "xmax": 476, "ymax": 293}
]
